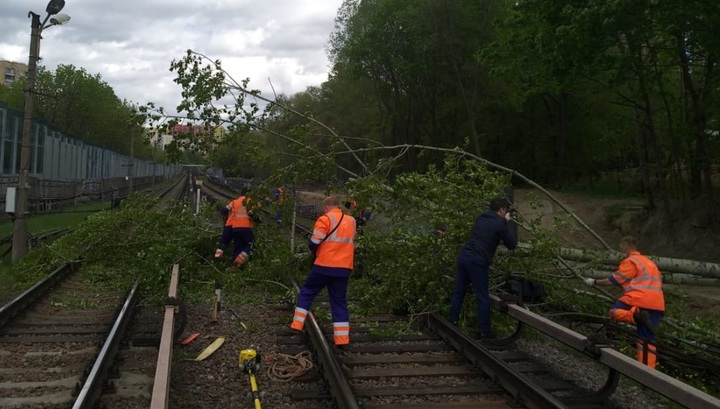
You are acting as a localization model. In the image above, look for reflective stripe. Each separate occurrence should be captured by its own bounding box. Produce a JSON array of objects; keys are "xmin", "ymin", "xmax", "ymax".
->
[
  {"xmin": 311, "ymin": 213, "xmax": 344, "ymax": 244},
  {"xmin": 626, "ymin": 285, "xmax": 663, "ymax": 291},
  {"xmin": 291, "ymin": 307, "xmax": 308, "ymax": 330},
  {"xmin": 324, "ymin": 213, "xmax": 347, "ymax": 243},
  {"xmin": 629, "ymin": 256, "xmax": 650, "ymax": 278},
  {"xmin": 311, "ymin": 215, "xmax": 333, "ymax": 243},
  {"xmin": 313, "ymin": 209, "xmax": 356, "ymax": 269},
  {"xmin": 333, "ymin": 322, "xmax": 350, "ymax": 346},
  {"xmin": 325, "ymin": 237, "xmax": 354, "ymax": 243},
  {"xmin": 228, "ymin": 196, "xmax": 253, "ymax": 228},
  {"xmin": 234, "ymin": 210, "xmax": 250, "ymax": 218},
  {"xmin": 234, "ymin": 252, "xmax": 248, "ymax": 265},
  {"xmin": 618, "ymin": 252, "xmax": 665, "ymax": 311},
  {"xmin": 626, "ymin": 256, "xmax": 663, "ymax": 291},
  {"xmin": 333, "ymin": 322, "xmax": 350, "ymax": 336},
  {"xmin": 293, "ymin": 307, "xmax": 308, "ymax": 323},
  {"xmin": 614, "ymin": 271, "xmax": 631, "ymax": 282}
]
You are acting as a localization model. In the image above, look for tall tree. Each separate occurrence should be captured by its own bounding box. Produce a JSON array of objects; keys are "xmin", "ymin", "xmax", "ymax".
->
[
  {"xmin": 483, "ymin": 0, "xmax": 720, "ymax": 208},
  {"xmin": 328, "ymin": 0, "xmax": 507, "ymax": 169}
]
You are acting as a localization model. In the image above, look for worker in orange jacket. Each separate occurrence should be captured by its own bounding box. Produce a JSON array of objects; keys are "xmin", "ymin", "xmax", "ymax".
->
[
  {"xmin": 585, "ymin": 236, "xmax": 664, "ymax": 368},
  {"xmin": 214, "ymin": 190, "xmax": 255, "ymax": 268},
  {"xmin": 291, "ymin": 196, "xmax": 357, "ymax": 346}
]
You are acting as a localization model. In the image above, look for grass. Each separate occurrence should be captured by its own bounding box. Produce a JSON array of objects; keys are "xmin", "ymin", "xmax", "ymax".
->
[
  {"xmin": 0, "ymin": 201, "xmax": 111, "ymax": 237},
  {"xmin": 0, "ymin": 201, "xmax": 112, "ymax": 268}
]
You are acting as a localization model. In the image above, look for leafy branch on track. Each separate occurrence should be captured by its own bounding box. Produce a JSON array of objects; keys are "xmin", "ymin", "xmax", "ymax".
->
[{"xmin": 138, "ymin": 49, "xmax": 720, "ymax": 377}]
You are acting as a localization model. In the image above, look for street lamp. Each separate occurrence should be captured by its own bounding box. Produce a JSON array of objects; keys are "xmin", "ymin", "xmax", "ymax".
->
[{"xmin": 11, "ymin": 0, "xmax": 70, "ymax": 262}]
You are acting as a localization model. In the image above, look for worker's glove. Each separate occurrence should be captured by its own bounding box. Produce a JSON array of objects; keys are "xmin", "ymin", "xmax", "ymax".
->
[{"xmin": 583, "ymin": 277, "xmax": 595, "ymax": 286}]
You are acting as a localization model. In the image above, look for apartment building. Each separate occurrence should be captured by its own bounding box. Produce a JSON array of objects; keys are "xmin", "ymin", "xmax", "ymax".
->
[{"xmin": 0, "ymin": 60, "xmax": 28, "ymax": 87}]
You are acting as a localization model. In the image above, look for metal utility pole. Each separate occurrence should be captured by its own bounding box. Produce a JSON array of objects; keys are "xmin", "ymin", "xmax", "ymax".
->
[
  {"xmin": 12, "ymin": 1, "xmax": 69, "ymax": 262},
  {"xmin": 11, "ymin": 12, "xmax": 42, "ymax": 263}
]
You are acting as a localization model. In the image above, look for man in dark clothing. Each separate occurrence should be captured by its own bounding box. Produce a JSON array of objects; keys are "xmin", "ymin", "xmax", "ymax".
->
[{"xmin": 450, "ymin": 198, "xmax": 518, "ymax": 339}]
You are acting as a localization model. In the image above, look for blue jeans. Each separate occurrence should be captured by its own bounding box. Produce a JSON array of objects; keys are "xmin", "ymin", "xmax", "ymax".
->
[{"xmin": 449, "ymin": 253, "xmax": 491, "ymax": 333}]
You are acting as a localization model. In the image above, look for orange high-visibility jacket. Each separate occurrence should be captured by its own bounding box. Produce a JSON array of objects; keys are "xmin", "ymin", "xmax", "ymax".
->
[
  {"xmin": 612, "ymin": 251, "xmax": 665, "ymax": 311},
  {"xmin": 311, "ymin": 208, "xmax": 356, "ymax": 269},
  {"xmin": 226, "ymin": 196, "xmax": 253, "ymax": 229}
]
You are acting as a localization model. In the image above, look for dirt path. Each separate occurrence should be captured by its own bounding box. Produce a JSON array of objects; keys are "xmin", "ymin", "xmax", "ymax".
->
[{"xmin": 513, "ymin": 188, "xmax": 641, "ymax": 251}]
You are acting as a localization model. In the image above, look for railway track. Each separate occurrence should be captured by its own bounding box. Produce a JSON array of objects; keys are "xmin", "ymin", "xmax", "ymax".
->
[
  {"xmin": 279, "ymin": 282, "xmax": 604, "ymax": 409},
  {"xmin": 0, "ymin": 262, "xmax": 139, "ymax": 409},
  {"xmin": 0, "ymin": 174, "xmax": 190, "ymax": 409},
  {"xmin": 188, "ymin": 178, "xmax": 720, "ymax": 408},
  {"xmin": 556, "ymin": 312, "xmax": 720, "ymax": 388}
]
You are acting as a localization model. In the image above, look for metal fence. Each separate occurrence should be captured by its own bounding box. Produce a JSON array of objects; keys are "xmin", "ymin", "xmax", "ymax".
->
[
  {"xmin": 1, "ymin": 101, "xmax": 179, "ymax": 180},
  {"xmin": 0, "ymin": 100, "xmax": 183, "ymax": 211}
]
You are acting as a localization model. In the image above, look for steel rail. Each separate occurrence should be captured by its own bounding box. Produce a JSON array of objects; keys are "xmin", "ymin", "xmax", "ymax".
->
[
  {"xmin": 72, "ymin": 281, "xmax": 141, "ymax": 409},
  {"xmin": 551, "ymin": 312, "xmax": 720, "ymax": 378},
  {"xmin": 150, "ymin": 264, "xmax": 180, "ymax": 409},
  {"xmin": 0, "ymin": 262, "xmax": 77, "ymax": 329},
  {"xmin": 199, "ymin": 180, "xmax": 234, "ymax": 201},
  {"xmin": 490, "ymin": 295, "xmax": 720, "ymax": 409},
  {"xmin": 425, "ymin": 313, "xmax": 569, "ymax": 409},
  {"xmin": 291, "ymin": 279, "xmax": 360, "ymax": 409},
  {"xmin": 1, "ymin": 228, "xmax": 71, "ymax": 257},
  {"xmin": 157, "ymin": 173, "xmax": 188, "ymax": 199}
]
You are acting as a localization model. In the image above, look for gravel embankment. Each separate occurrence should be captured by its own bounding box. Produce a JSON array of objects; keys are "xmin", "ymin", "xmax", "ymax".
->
[
  {"xmin": 515, "ymin": 338, "xmax": 669, "ymax": 409},
  {"xmin": 110, "ymin": 293, "xmax": 685, "ymax": 409}
]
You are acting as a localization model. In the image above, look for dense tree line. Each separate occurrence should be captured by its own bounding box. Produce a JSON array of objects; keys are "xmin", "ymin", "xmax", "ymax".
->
[
  {"xmin": 0, "ymin": 64, "xmax": 158, "ymax": 161},
  {"xmin": 245, "ymin": 0, "xmax": 718, "ymax": 214}
]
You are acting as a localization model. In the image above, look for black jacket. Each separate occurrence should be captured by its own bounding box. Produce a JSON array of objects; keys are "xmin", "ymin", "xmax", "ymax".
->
[{"xmin": 460, "ymin": 210, "xmax": 518, "ymax": 265}]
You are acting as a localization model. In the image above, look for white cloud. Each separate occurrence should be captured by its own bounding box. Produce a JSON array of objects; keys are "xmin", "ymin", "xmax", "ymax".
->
[{"xmin": 0, "ymin": 0, "xmax": 344, "ymax": 115}]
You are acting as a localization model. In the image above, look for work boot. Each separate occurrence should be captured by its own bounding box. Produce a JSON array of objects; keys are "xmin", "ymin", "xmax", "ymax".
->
[{"xmin": 634, "ymin": 309, "xmax": 656, "ymax": 335}]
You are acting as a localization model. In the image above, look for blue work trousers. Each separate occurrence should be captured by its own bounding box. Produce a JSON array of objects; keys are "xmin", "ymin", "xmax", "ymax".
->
[
  {"xmin": 449, "ymin": 253, "xmax": 491, "ymax": 333},
  {"xmin": 216, "ymin": 225, "xmax": 233, "ymax": 249},
  {"xmin": 296, "ymin": 268, "xmax": 349, "ymax": 323},
  {"xmin": 231, "ymin": 228, "xmax": 254, "ymax": 259},
  {"xmin": 611, "ymin": 301, "xmax": 662, "ymax": 342}
]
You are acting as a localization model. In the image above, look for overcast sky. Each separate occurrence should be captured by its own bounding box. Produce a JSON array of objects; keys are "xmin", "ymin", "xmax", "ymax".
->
[{"xmin": 0, "ymin": 0, "xmax": 344, "ymax": 116}]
